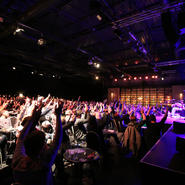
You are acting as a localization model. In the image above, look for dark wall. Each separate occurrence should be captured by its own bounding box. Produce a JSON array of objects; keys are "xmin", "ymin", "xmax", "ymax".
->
[{"xmin": 0, "ymin": 70, "xmax": 107, "ymax": 101}]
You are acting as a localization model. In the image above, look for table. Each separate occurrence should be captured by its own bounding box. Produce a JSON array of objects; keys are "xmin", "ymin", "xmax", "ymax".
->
[
  {"xmin": 63, "ymin": 147, "xmax": 100, "ymax": 163},
  {"xmin": 103, "ymin": 129, "xmax": 117, "ymax": 135}
]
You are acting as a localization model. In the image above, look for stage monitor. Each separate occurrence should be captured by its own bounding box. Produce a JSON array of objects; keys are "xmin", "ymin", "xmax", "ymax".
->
[
  {"xmin": 173, "ymin": 121, "xmax": 185, "ymax": 133},
  {"xmin": 176, "ymin": 136, "xmax": 185, "ymax": 153}
]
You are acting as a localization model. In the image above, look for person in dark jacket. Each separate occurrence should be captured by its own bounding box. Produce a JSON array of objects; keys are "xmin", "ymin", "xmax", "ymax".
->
[{"xmin": 144, "ymin": 106, "xmax": 169, "ymax": 150}]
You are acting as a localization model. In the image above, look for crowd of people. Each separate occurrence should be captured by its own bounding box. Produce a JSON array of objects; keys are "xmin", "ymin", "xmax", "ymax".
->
[{"xmin": 0, "ymin": 94, "xmax": 175, "ymax": 185}]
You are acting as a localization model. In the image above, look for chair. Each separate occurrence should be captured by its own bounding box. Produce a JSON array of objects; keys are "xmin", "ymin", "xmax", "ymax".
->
[{"xmin": 86, "ymin": 131, "xmax": 102, "ymax": 154}]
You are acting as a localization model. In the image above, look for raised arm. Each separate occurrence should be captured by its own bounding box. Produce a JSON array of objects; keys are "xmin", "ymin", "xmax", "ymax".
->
[
  {"xmin": 159, "ymin": 106, "xmax": 169, "ymax": 124},
  {"xmin": 12, "ymin": 105, "xmax": 43, "ymax": 165},
  {"xmin": 46, "ymin": 101, "xmax": 63, "ymax": 165},
  {"xmin": 146, "ymin": 106, "xmax": 152, "ymax": 116}
]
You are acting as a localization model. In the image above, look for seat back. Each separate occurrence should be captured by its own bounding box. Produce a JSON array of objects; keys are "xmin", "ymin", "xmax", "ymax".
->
[{"xmin": 86, "ymin": 131, "xmax": 102, "ymax": 153}]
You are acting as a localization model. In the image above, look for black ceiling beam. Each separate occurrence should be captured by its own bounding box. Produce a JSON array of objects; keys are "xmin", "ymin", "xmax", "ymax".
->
[
  {"xmin": 0, "ymin": 0, "xmax": 70, "ymax": 40},
  {"xmin": 0, "ymin": 44, "xmax": 93, "ymax": 78}
]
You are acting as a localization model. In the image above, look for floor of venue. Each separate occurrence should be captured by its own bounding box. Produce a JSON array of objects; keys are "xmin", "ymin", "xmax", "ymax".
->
[{"xmin": 1, "ymin": 115, "xmax": 185, "ymax": 185}]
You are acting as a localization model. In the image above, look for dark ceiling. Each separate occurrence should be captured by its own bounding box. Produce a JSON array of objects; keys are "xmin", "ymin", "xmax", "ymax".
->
[{"xmin": 0, "ymin": 0, "xmax": 185, "ymax": 83}]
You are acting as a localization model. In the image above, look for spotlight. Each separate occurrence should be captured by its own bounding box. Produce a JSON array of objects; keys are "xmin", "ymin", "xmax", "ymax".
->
[
  {"xmin": 155, "ymin": 75, "xmax": 158, "ymax": 79},
  {"xmin": 0, "ymin": 17, "xmax": 4, "ymax": 23},
  {"xmin": 180, "ymin": 93, "xmax": 183, "ymax": 100},
  {"xmin": 53, "ymin": 75, "xmax": 55, "ymax": 78},
  {"xmin": 134, "ymin": 77, "xmax": 137, "ymax": 80},
  {"xmin": 145, "ymin": 76, "xmax": 148, "ymax": 79},
  {"xmin": 12, "ymin": 67, "xmax": 16, "ymax": 70},
  {"xmin": 31, "ymin": 71, "xmax": 34, "ymax": 74},
  {"xmin": 128, "ymin": 77, "xmax": 131, "ymax": 80},
  {"xmin": 152, "ymin": 76, "xmax": 155, "ymax": 78},
  {"xmin": 135, "ymin": 60, "xmax": 139, "ymax": 64},
  {"xmin": 38, "ymin": 38, "xmax": 46, "ymax": 46},
  {"xmin": 114, "ymin": 78, "xmax": 118, "ymax": 82},
  {"xmin": 123, "ymin": 78, "xmax": 127, "ymax": 81},
  {"xmin": 95, "ymin": 76, "xmax": 99, "ymax": 80},
  {"xmin": 162, "ymin": 77, "xmax": 164, "ymax": 80},
  {"xmin": 139, "ymin": 77, "xmax": 142, "ymax": 80},
  {"xmin": 13, "ymin": 27, "xmax": 24, "ymax": 35},
  {"xmin": 39, "ymin": 73, "xmax": 43, "ymax": 76},
  {"xmin": 19, "ymin": 93, "xmax": 24, "ymax": 98},
  {"xmin": 96, "ymin": 63, "xmax": 100, "ymax": 68},
  {"xmin": 96, "ymin": 14, "xmax": 102, "ymax": 21}
]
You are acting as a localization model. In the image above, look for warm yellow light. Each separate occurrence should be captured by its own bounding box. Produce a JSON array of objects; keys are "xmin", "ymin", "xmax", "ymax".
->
[
  {"xmin": 180, "ymin": 93, "xmax": 183, "ymax": 100},
  {"xmin": 19, "ymin": 93, "xmax": 24, "ymax": 98},
  {"xmin": 111, "ymin": 92, "xmax": 114, "ymax": 99},
  {"xmin": 96, "ymin": 14, "xmax": 102, "ymax": 21},
  {"xmin": 95, "ymin": 76, "xmax": 99, "ymax": 80}
]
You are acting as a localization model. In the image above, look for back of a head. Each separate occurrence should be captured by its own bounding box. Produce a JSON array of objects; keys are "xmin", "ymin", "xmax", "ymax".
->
[
  {"xmin": 89, "ymin": 115, "xmax": 97, "ymax": 125},
  {"xmin": 149, "ymin": 114, "xmax": 156, "ymax": 122},
  {"xmin": 24, "ymin": 130, "xmax": 46, "ymax": 158},
  {"xmin": 130, "ymin": 114, "xmax": 136, "ymax": 122}
]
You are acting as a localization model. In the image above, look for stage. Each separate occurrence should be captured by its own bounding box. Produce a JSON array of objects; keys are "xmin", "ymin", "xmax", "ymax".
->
[{"xmin": 140, "ymin": 119, "xmax": 185, "ymax": 175}]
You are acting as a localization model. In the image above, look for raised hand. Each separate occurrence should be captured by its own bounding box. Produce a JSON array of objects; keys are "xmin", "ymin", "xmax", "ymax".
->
[
  {"xmin": 140, "ymin": 107, "xmax": 144, "ymax": 114},
  {"xmin": 55, "ymin": 101, "xmax": 64, "ymax": 115},
  {"xmin": 30, "ymin": 103, "xmax": 43, "ymax": 122}
]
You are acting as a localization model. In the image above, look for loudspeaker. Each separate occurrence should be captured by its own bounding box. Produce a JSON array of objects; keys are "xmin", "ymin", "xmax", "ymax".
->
[
  {"xmin": 173, "ymin": 121, "xmax": 185, "ymax": 133},
  {"xmin": 176, "ymin": 136, "xmax": 185, "ymax": 153}
]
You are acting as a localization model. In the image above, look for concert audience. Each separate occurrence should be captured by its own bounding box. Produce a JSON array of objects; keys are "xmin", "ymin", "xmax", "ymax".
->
[{"xmin": 0, "ymin": 94, "xmax": 178, "ymax": 184}]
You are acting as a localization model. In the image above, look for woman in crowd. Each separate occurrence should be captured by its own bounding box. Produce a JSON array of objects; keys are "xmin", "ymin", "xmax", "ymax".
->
[{"xmin": 11, "ymin": 101, "xmax": 64, "ymax": 185}]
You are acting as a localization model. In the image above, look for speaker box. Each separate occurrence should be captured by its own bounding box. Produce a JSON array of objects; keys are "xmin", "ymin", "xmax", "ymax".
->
[
  {"xmin": 176, "ymin": 136, "xmax": 185, "ymax": 153},
  {"xmin": 173, "ymin": 121, "xmax": 185, "ymax": 133}
]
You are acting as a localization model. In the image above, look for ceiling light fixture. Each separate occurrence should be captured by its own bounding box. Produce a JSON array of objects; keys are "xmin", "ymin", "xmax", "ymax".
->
[
  {"xmin": 38, "ymin": 38, "xmax": 46, "ymax": 46},
  {"xmin": 96, "ymin": 63, "xmax": 100, "ymax": 68},
  {"xmin": 19, "ymin": 93, "xmax": 24, "ymax": 98},
  {"xmin": 95, "ymin": 76, "xmax": 99, "ymax": 80},
  {"xmin": 96, "ymin": 14, "xmax": 102, "ymax": 21},
  {"xmin": 13, "ymin": 27, "xmax": 24, "ymax": 35},
  {"xmin": 0, "ymin": 17, "xmax": 4, "ymax": 23}
]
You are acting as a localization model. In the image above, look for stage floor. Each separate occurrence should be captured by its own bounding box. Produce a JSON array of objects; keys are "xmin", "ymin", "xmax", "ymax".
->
[
  {"xmin": 156, "ymin": 115, "xmax": 185, "ymax": 124},
  {"xmin": 140, "ymin": 122, "xmax": 185, "ymax": 175}
]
